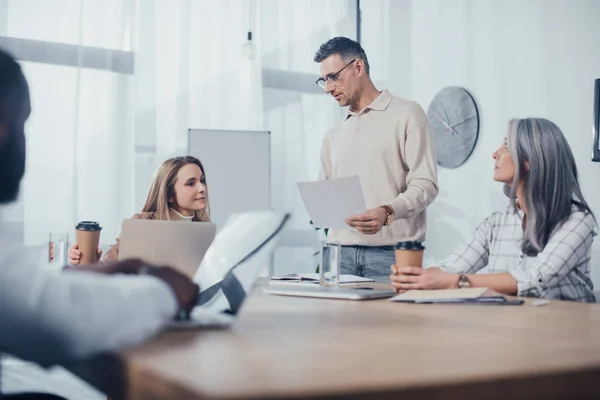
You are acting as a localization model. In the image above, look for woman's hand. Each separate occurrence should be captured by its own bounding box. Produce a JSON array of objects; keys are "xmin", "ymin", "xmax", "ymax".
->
[
  {"xmin": 68, "ymin": 244, "xmax": 103, "ymax": 265},
  {"xmin": 390, "ymin": 265, "xmax": 458, "ymax": 292}
]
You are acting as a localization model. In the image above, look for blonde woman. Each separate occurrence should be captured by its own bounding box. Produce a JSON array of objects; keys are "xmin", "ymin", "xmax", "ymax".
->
[{"xmin": 69, "ymin": 156, "xmax": 211, "ymax": 264}]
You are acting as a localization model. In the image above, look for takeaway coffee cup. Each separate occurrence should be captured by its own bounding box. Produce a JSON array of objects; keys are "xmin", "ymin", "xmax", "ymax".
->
[
  {"xmin": 394, "ymin": 241, "xmax": 425, "ymax": 270},
  {"xmin": 75, "ymin": 221, "xmax": 102, "ymax": 264}
]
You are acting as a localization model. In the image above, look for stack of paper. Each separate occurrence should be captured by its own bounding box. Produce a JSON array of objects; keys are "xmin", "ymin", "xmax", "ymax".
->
[{"xmin": 270, "ymin": 273, "xmax": 374, "ymax": 286}]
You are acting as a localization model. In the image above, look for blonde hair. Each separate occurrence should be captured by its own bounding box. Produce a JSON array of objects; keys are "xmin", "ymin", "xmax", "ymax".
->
[{"xmin": 141, "ymin": 156, "xmax": 211, "ymax": 222}]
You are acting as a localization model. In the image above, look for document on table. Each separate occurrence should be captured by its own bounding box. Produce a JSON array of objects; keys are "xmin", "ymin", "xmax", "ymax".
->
[
  {"xmin": 390, "ymin": 288, "xmax": 493, "ymax": 303},
  {"xmin": 297, "ymin": 176, "xmax": 367, "ymax": 229},
  {"xmin": 270, "ymin": 273, "xmax": 374, "ymax": 284}
]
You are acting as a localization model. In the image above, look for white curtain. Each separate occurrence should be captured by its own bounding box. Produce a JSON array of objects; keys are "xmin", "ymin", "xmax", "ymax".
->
[
  {"xmin": 133, "ymin": 0, "xmax": 355, "ymax": 274},
  {"xmin": 1, "ymin": 0, "xmax": 265, "ymax": 244},
  {"xmin": 259, "ymin": 0, "xmax": 356, "ymax": 217},
  {"xmin": 1, "ymin": 0, "xmax": 355, "ymax": 257},
  {"xmin": 0, "ymin": 0, "xmax": 136, "ymax": 245},
  {"xmin": 133, "ymin": 0, "xmax": 263, "ymax": 210},
  {"xmin": 259, "ymin": 0, "xmax": 355, "ymax": 273}
]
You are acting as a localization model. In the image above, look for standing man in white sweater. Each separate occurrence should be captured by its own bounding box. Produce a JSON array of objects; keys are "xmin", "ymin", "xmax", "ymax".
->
[
  {"xmin": 0, "ymin": 49, "xmax": 199, "ymax": 398},
  {"xmin": 314, "ymin": 37, "xmax": 439, "ymax": 282}
]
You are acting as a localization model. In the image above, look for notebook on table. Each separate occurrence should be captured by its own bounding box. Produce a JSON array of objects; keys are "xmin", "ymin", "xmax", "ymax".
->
[{"xmin": 269, "ymin": 273, "xmax": 374, "ymax": 287}]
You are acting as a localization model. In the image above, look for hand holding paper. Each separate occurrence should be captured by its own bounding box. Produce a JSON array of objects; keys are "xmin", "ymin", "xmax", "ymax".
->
[
  {"xmin": 297, "ymin": 176, "xmax": 367, "ymax": 229},
  {"xmin": 345, "ymin": 207, "xmax": 388, "ymax": 234}
]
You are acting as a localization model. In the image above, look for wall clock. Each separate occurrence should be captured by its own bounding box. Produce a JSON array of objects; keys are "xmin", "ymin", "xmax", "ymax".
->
[{"xmin": 427, "ymin": 86, "xmax": 479, "ymax": 169}]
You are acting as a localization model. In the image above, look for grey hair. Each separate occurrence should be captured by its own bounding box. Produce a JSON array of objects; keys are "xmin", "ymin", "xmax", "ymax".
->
[
  {"xmin": 313, "ymin": 37, "xmax": 370, "ymax": 75},
  {"xmin": 504, "ymin": 118, "xmax": 595, "ymax": 256}
]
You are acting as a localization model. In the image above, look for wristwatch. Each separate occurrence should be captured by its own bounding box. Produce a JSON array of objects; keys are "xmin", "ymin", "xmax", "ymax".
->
[
  {"xmin": 380, "ymin": 205, "xmax": 394, "ymax": 226},
  {"xmin": 457, "ymin": 274, "xmax": 471, "ymax": 289}
]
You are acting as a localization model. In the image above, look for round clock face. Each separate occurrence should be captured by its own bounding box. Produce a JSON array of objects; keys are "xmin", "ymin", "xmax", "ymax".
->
[{"xmin": 427, "ymin": 86, "xmax": 479, "ymax": 169}]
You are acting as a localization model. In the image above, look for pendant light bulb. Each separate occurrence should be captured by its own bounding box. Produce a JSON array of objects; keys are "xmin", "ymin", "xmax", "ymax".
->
[{"xmin": 242, "ymin": 31, "xmax": 257, "ymax": 60}]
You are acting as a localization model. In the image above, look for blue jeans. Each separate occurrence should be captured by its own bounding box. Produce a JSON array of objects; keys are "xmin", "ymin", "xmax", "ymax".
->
[{"xmin": 340, "ymin": 246, "xmax": 395, "ymax": 283}]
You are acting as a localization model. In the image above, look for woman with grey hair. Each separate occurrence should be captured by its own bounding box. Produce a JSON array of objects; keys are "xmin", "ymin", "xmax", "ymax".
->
[{"xmin": 390, "ymin": 118, "xmax": 597, "ymax": 302}]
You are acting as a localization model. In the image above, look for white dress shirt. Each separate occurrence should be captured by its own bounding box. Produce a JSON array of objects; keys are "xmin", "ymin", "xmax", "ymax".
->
[{"xmin": 0, "ymin": 232, "xmax": 178, "ymax": 393}]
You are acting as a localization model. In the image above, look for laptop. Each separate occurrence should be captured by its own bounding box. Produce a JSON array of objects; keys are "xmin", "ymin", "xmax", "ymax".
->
[
  {"xmin": 118, "ymin": 219, "xmax": 217, "ymax": 278},
  {"xmin": 262, "ymin": 285, "xmax": 396, "ymax": 300},
  {"xmin": 168, "ymin": 211, "xmax": 291, "ymax": 329}
]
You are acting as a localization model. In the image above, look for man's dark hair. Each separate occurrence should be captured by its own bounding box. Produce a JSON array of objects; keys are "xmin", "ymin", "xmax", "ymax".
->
[
  {"xmin": 0, "ymin": 48, "xmax": 29, "ymax": 120},
  {"xmin": 0, "ymin": 48, "xmax": 29, "ymax": 204},
  {"xmin": 313, "ymin": 37, "xmax": 370, "ymax": 75}
]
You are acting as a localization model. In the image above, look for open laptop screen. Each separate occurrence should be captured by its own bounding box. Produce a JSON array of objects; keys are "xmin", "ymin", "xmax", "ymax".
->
[{"xmin": 194, "ymin": 212, "xmax": 290, "ymax": 315}]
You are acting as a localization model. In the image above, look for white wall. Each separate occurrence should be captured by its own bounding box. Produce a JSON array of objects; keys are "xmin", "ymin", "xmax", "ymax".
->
[{"xmin": 382, "ymin": 0, "xmax": 600, "ymax": 284}]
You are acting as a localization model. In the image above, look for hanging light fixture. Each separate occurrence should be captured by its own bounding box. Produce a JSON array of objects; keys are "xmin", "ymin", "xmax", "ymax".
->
[{"xmin": 242, "ymin": 0, "xmax": 257, "ymax": 60}]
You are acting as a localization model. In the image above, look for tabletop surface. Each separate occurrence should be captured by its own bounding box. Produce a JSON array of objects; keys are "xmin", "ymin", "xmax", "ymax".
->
[{"xmin": 69, "ymin": 281, "xmax": 600, "ymax": 400}]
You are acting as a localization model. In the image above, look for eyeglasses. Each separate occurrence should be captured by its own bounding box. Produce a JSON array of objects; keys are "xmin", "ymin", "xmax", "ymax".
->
[{"xmin": 315, "ymin": 59, "xmax": 356, "ymax": 89}]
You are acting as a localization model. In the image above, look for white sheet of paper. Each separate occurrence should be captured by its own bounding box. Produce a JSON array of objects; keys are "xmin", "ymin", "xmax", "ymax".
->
[{"xmin": 297, "ymin": 176, "xmax": 367, "ymax": 229}]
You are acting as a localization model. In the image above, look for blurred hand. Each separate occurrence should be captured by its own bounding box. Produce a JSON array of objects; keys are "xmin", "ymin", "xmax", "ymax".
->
[
  {"xmin": 346, "ymin": 207, "xmax": 387, "ymax": 234},
  {"xmin": 142, "ymin": 265, "xmax": 200, "ymax": 312},
  {"xmin": 64, "ymin": 258, "xmax": 145, "ymax": 275},
  {"xmin": 64, "ymin": 259, "xmax": 199, "ymax": 312},
  {"xmin": 390, "ymin": 265, "xmax": 457, "ymax": 292},
  {"xmin": 69, "ymin": 244, "xmax": 102, "ymax": 265}
]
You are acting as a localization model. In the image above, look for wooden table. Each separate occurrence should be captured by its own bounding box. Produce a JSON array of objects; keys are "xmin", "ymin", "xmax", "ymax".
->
[{"xmin": 69, "ymin": 281, "xmax": 600, "ymax": 400}]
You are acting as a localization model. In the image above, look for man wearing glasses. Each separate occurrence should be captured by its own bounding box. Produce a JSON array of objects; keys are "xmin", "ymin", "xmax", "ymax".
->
[{"xmin": 314, "ymin": 37, "xmax": 438, "ymax": 282}]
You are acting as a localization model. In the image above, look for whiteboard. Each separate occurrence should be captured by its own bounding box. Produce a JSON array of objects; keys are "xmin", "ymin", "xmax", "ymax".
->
[{"xmin": 187, "ymin": 129, "xmax": 271, "ymax": 228}]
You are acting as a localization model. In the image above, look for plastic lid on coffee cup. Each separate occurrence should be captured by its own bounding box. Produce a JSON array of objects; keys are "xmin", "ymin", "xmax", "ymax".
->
[
  {"xmin": 75, "ymin": 221, "xmax": 102, "ymax": 231},
  {"xmin": 394, "ymin": 241, "xmax": 425, "ymax": 251}
]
